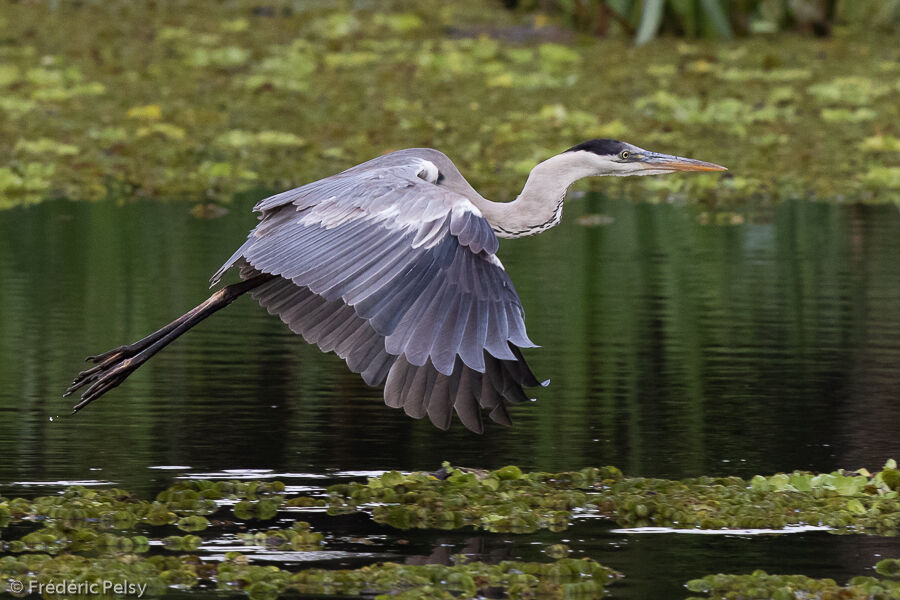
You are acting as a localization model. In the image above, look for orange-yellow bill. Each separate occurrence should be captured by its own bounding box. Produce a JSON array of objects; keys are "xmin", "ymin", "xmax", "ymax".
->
[{"xmin": 641, "ymin": 153, "xmax": 728, "ymax": 172}]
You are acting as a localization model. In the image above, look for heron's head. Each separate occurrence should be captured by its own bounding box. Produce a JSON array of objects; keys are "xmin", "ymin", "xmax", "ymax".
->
[{"xmin": 566, "ymin": 139, "xmax": 727, "ymax": 177}]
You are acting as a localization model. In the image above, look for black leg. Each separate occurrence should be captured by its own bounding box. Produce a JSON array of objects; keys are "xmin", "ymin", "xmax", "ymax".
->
[{"xmin": 64, "ymin": 274, "xmax": 275, "ymax": 412}]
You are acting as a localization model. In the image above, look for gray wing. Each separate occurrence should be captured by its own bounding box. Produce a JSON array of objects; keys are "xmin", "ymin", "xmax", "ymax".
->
[{"xmin": 213, "ymin": 149, "xmax": 541, "ymax": 433}]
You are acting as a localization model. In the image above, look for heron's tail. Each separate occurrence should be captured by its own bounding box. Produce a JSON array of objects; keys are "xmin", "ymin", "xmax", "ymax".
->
[{"xmin": 64, "ymin": 274, "xmax": 275, "ymax": 412}]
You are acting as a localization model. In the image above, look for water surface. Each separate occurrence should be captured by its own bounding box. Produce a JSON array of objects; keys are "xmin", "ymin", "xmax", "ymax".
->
[{"xmin": 1, "ymin": 195, "xmax": 899, "ymax": 596}]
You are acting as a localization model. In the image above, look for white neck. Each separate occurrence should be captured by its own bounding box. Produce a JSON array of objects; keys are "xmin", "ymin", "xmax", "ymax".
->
[{"xmin": 474, "ymin": 152, "xmax": 598, "ymax": 238}]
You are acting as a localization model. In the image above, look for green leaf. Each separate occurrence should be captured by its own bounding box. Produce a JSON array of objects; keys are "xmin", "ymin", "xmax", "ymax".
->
[
  {"xmin": 635, "ymin": 0, "xmax": 666, "ymax": 45},
  {"xmin": 875, "ymin": 558, "xmax": 900, "ymax": 577},
  {"xmin": 750, "ymin": 475, "xmax": 770, "ymax": 491},
  {"xmin": 768, "ymin": 473, "xmax": 790, "ymax": 491},
  {"xmin": 832, "ymin": 476, "xmax": 868, "ymax": 496},
  {"xmin": 0, "ymin": 64, "xmax": 19, "ymax": 86},
  {"xmin": 14, "ymin": 138, "xmax": 79, "ymax": 156},
  {"xmin": 481, "ymin": 477, "xmax": 500, "ymax": 491},
  {"xmin": 381, "ymin": 471, "xmax": 406, "ymax": 487},
  {"xmin": 686, "ymin": 578, "xmax": 711, "ymax": 593},
  {"xmin": 788, "ymin": 474, "xmax": 812, "ymax": 492},
  {"xmin": 495, "ymin": 465, "xmax": 524, "ymax": 480},
  {"xmin": 699, "ymin": 0, "xmax": 734, "ymax": 39},
  {"xmin": 669, "ymin": 0, "xmax": 698, "ymax": 37}
]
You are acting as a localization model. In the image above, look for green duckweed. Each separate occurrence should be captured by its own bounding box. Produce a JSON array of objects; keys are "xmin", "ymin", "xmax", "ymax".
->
[
  {"xmin": 685, "ymin": 565, "xmax": 900, "ymax": 600},
  {"xmin": 0, "ymin": 553, "xmax": 620, "ymax": 599},
  {"xmin": 0, "ymin": 1, "xmax": 897, "ymax": 209},
  {"xmin": 237, "ymin": 521, "xmax": 324, "ymax": 551},
  {"xmin": 161, "ymin": 534, "xmax": 203, "ymax": 552},
  {"xmin": 327, "ymin": 460, "xmax": 900, "ymax": 534},
  {"xmin": 3, "ymin": 463, "xmax": 900, "ymax": 542},
  {"xmin": 284, "ymin": 555, "xmax": 621, "ymax": 600},
  {"xmin": 599, "ymin": 465, "xmax": 900, "ymax": 533},
  {"xmin": 0, "ymin": 479, "xmax": 306, "ymax": 563},
  {"xmin": 327, "ymin": 464, "xmax": 618, "ymax": 533},
  {"xmin": 1, "ymin": 467, "xmax": 899, "ymax": 597},
  {"xmin": 233, "ymin": 497, "xmax": 283, "ymax": 521},
  {"xmin": 876, "ymin": 558, "xmax": 900, "ymax": 578}
]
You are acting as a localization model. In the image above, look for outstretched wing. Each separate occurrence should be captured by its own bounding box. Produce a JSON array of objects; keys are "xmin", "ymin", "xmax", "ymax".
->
[{"xmin": 213, "ymin": 149, "xmax": 542, "ymax": 433}]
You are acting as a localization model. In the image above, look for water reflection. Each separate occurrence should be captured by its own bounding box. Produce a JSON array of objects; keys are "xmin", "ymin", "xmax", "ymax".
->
[{"xmin": 0, "ymin": 196, "xmax": 898, "ymax": 490}]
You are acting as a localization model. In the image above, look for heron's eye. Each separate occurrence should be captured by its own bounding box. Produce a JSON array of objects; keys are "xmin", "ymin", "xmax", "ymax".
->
[{"xmin": 619, "ymin": 150, "xmax": 630, "ymax": 160}]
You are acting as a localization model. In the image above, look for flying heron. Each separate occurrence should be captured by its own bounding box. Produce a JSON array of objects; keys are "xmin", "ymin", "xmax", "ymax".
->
[{"xmin": 65, "ymin": 139, "xmax": 726, "ymax": 433}]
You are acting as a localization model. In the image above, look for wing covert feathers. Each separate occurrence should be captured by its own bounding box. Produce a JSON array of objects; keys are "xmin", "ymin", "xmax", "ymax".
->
[{"xmin": 219, "ymin": 151, "xmax": 540, "ymax": 432}]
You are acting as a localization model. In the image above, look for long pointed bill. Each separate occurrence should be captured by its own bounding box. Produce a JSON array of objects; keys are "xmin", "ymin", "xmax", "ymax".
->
[{"xmin": 641, "ymin": 152, "xmax": 727, "ymax": 172}]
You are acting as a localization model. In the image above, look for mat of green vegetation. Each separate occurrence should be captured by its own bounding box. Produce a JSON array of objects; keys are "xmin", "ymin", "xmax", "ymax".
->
[
  {"xmin": 0, "ymin": 1, "xmax": 897, "ymax": 210},
  {"xmin": 2, "ymin": 463, "xmax": 899, "ymax": 597},
  {"xmin": 1, "ymin": 552, "xmax": 621, "ymax": 600},
  {"xmin": 686, "ymin": 559, "xmax": 900, "ymax": 600},
  {"xmin": 0, "ymin": 479, "xmax": 621, "ymax": 599},
  {"xmin": 327, "ymin": 461, "xmax": 900, "ymax": 534}
]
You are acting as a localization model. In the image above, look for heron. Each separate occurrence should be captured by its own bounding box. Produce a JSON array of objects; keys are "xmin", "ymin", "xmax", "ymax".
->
[{"xmin": 65, "ymin": 139, "xmax": 725, "ymax": 433}]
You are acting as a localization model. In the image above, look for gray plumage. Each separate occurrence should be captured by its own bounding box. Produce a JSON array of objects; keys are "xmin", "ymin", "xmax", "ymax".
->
[
  {"xmin": 65, "ymin": 140, "xmax": 726, "ymax": 433},
  {"xmin": 215, "ymin": 149, "xmax": 540, "ymax": 433}
]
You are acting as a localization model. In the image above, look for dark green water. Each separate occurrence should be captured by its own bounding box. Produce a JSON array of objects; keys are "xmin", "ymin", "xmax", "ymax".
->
[{"xmin": 2, "ymin": 195, "xmax": 899, "ymax": 597}]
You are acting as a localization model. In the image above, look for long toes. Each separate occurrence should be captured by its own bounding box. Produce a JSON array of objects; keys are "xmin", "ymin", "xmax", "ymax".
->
[
  {"xmin": 67, "ymin": 345, "xmax": 136, "ymax": 397},
  {"xmin": 85, "ymin": 346, "xmax": 126, "ymax": 363},
  {"xmin": 71, "ymin": 361, "xmax": 136, "ymax": 412},
  {"xmin": 73, "ymin": 376, "xmax": 118, "ymax": 412},
  {"xmin": 64, "ymin": 365, "xmax": 106, "ymax": 396}
]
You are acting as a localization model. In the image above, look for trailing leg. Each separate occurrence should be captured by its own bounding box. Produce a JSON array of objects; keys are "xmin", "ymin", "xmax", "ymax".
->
[{"xmin": 64, "ymin": 274, "xmax": 275, "ymax": 412}]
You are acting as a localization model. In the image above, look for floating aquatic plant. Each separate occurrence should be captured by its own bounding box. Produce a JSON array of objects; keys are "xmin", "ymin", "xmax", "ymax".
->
[
  {"xmin": 2, "ymin": 466, "xmax": 899, "ymax": 598},
  {"xmin": 326, "ymin": 460, "xmax": 900, "ymax": 534},
  {"xmin": 326, "ymin": 464, "xmax": 620, "ymax": 533},
  {"xmin": 599, "ymin": 466, "xmax": 900, "ymax": 533},
  {"xmin": 685, "ymin": 562, "xmax": 900, "ymax": 600},
  {"xmin": 0, "ymin": 539, "xmax": 619, "ymax": 599},
  {"xmin": 219, "ymin": 553, "xmax": 621, "ymax": 600},
  {"xmin": 237, "ymin": 521, "xmax": 324, "ymax": 551},
  {"xmin": 0, "ymin": 0, "xmax": 896, "ymax": 208}
]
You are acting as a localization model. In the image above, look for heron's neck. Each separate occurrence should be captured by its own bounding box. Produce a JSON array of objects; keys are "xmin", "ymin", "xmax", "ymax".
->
[{"xmin": 476, "ymin": 152, "xmax": 596, "ymax": 239}]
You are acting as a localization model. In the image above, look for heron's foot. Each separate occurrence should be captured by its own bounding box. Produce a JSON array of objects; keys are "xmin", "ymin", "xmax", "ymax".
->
[
  {"xmin": 64, "ymin": 342, "xmax": 148, "ymax": 411},
  {"xmin": 66, "ymin": 355, "xmax": 143, "ymax": 413},
  {"xmin": 64, "ymin": 344, "xmax": 134, "ymax": 395}
]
